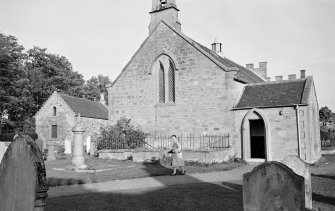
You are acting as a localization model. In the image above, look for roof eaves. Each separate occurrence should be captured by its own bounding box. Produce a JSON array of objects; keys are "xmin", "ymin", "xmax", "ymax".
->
[{"xmin": 232, "ymin": 103, "xmax": 309, "ymax": 110}]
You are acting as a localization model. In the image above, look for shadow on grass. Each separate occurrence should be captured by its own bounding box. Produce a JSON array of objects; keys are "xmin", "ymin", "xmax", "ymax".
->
[
  {"xmin": 48, "ymin": 177, "xmax": 86, "ymax": 187},
  {"xmin": 312, "ymin": 174, "xmax": 335, "ymax": 180},
  {"xmin": 46, "ymin": 182, "xmax": 243, "ymax": 211},
  {"xmin": 313, "ymin": 193, "xmax": 335, "ymax": 206},
  {"xmin": 46, "ymin": 159, "xmax": 244, "ymax": 210}
]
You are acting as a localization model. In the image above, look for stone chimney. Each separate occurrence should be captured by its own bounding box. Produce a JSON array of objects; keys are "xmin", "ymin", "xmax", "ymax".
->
[
  {"xmin": 275, "ymin": 76, "xmax": 283, "ymax": 81},
  {"xmin": 266, "ymin": 77, "xmax": 271, "ymax": 82},
  {"xmin": 288, "ymin": 74, "xmax": 297, "ymax": 80},
  {"xmin": 300, "ymin": 70, "xmax": 306, "ymax": 78},
  {"xmin": 246, "ymin": 63, "xmax": 254, "ymax": 69},
  {"xmin": 211, "ymin": 37, "xmax": 223, "ymax": 56},
  {"xmin": 100, "ymin": 93, "xmax": 106, "ymax": 105},
  {"xmin": 149, "ymin": 0, "xmax": 181, "ymax": 34},
  {"xmin": 246, "ymin": 62, "xmax": 267, "ymax": 79}
]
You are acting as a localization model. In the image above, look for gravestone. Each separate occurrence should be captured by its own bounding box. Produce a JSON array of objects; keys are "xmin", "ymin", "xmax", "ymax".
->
[
  {"xmin": 0, "ymin": 141, "xmax": 11, "ymax": 164},
  {"xmin": 86, "ymin": 136, "xmax": 91, "ymax": 155},
  {"xmin": 282, "ymin": 155, "xmax": 312, "ymax": 210},
  {"xmin": 47, "ymin": 145, "xmax": 56, "ymax": 160},
  {"xmin": 0, "ymin": 135, "xmax": 48, "ymax": 211},
  {"xmin": 64, "ymin": 136, "xmax": 72, "ymax": 154},
  {"xmin": 243, "ymin": 162, "xmax": 305, "ymax": 211}
]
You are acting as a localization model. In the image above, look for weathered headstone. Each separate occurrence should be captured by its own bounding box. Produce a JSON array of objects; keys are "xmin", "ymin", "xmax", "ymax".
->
[
  {"xmin": 64, "ymin": 135, "xmax": 72, "ymax": 154},
  {"xmin": 282, "ymin": 155, "xmax": 312, "ymax": 210},
  {"xmin": 0, "ymin": 135, "xmax": 48, "ymax": 211},
  {"xmin": 47, "ymin": 145, "xmax": 56, "ymax": 160},
  {"xmin": 0, "ymin": 141, "xmax": 10, "ymax": 164},
  {"xmin": 243, "ymin": 162, "xmax": 305, "ymax": 211},
  {"xmin": 86, "ymin": 136, "xmax": 91, "ymax": 155}
]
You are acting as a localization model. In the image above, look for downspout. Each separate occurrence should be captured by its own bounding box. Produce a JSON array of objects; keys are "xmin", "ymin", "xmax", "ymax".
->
[{"xmin": 295, "ymin": 105, "xmax": 301, "ymax": 158}]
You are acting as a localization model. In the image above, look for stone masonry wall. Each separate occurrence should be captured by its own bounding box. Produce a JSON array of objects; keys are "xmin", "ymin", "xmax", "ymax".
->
[
  {"xmin": 307, "ymin": 83, "xmax": 321, "ymax": 163},
  {"xmin": 232, "ymin": 107, "xmax": 305, "ymax": 162},
  {"xmin": 109, "ymin": 22, "xmax": 244, "ymax": 137},
  {"xmin": 35, "ymin": 93, "xmax": 108, "ymax": 150},
  {"xmin": 35, "ymin": 93, "xmax": 75, "ymax": 149}
]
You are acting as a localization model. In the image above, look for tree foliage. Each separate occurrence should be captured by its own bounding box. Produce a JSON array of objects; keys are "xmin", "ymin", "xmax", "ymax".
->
[
  {"xmin": 319, "ymin": 106, "xmax": 335, "ymax": 140},
  {"xmin": 1, "ymin": 32, "xmax": 112, "ymax": 131},
  {"xmin": 0, "ymin": 33, "xmax": 34, "ymax": 124},
  {"xmin": 84, "ymin": 74, "xmax": 111, "ymax": 104},
  {"xmin": 96, "ymin": 117, "xmax": 148, "ymax": 150},
  {"xmin": 26, "ymin": 46, "xmax": 85, "ymax": 109}
]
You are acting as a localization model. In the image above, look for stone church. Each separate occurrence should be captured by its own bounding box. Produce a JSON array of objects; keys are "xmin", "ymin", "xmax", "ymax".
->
[{"xmin": 108, "ymin": 0, "xmax": 321, "ymax": 163}]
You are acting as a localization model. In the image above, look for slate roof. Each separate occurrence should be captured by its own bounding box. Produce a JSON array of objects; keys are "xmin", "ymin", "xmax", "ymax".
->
[
  {"xmin": 188, "ymin": 38, "xmax": 265, "ymax": 84},
  {"xmin": 235, "ymin": 78, "xmax": 309, "ymax": 109},
  {"xmin": 60, "ymin": 94, "xmax": 108, "ymax": 120}
]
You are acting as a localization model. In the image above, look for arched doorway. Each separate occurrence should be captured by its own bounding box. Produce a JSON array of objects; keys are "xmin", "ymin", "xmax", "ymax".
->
[{"xmin": 241, "ymin": 109, "xmax": 271, "ymax": 162}]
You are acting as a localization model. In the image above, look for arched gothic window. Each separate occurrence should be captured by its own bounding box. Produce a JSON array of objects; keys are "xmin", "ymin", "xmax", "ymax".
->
[
  {"xmin": 53, "ymin": 107, "xmax": 57, "ymax": 116},
  {"xmin": 153, "ymin": 55, "xmax": 176, "ymax": 104},
  {"xmin": 159, "ymin": 62, "xmax": 165, "ymax": 103}
]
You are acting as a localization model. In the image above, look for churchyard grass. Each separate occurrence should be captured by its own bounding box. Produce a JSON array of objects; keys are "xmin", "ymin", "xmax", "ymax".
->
[
  {"xmin": 46, "ymin": 156, "xmax": 245, "ymax": 187},
  {"xmin": 45, "ymin": 155, "xmax": 335, "ymax": 210}
]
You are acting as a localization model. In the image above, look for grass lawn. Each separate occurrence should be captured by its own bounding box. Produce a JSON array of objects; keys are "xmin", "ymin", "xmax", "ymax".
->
[
  {"xmin": 46, "ymin": 156, "xmax": 245, "ymax": 187},
  {"xmin": 45, "ymin": 155, "xmax": 335, "ymax": 211}
]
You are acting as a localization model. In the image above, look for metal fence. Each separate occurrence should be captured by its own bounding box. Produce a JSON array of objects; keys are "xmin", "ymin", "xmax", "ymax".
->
[
  {"xmin": 321, "ymin": 140, "xmax": 332, "ymax": 148},
  {"xmin": 145, "ymin": 134, "xmax": 230, "ymax": 151},
  {"xmin": 98, "ymin": 134, "xmax": 230, "ymax": 151}
]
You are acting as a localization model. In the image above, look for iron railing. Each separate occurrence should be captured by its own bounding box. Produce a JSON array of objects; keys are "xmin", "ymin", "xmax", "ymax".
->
[{"xmin": 98, "ymin": 134, "xmax": 230, "ymax": 151}]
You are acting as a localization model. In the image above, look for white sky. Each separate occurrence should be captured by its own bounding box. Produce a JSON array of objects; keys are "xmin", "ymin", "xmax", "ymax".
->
[{"xmin": 0, "ymin": 0, "xmax": 334, "ymax": 110}]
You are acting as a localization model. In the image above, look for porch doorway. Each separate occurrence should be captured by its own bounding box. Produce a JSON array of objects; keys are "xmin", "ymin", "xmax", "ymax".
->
[{"xmin": 249, "ymin": 119, "xmax": 266, "ymax": 159}]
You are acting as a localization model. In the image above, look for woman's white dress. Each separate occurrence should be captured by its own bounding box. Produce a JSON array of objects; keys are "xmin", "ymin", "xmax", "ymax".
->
[{"xmin": 171, "ymin": 141, "xmax": 184, "ymax": 167}]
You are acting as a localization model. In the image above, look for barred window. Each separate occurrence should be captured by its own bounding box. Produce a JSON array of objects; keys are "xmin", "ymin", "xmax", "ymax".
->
[
  {"xmin": 159, "ymin": 62, "xmax": 165, "ymax": 103},
  {"xmin": 168, "ymin": 61, "xmax": 175, "ymax": 102}
]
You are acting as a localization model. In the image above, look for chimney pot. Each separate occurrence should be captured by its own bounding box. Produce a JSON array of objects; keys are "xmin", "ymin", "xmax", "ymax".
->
[
  {"xmin": 300, "ymin": 70, "xmax": 306, "ymax": 78},
  {"xmin": 288, "ymin": 74, "xmax": 297, "ymax": 80},
  {"xmin": 246, "ymin": 63, "xmax": 254, "ymax": 69},
  {"xmin": 275, "ymin": 76, "xmax": 283, "ymax": 81}
]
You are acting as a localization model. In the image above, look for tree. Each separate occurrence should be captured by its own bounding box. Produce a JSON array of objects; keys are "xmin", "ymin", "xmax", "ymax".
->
[
  {"xmin": 84, "ymin": 74, "xmax": 111, "ymax": 104},
  {"xmin": 26, "ymin": 47, "xmax": 86, "ymax": 110},
  {"xmin": 0, "ymin": 33, "xmax": 35, "ymax": 125},
  {"xmin": 319, "ymin": 106, "xmax": 335, "ymax": 141}
]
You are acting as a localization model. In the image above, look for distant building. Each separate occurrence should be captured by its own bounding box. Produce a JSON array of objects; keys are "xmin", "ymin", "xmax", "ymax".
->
[
  {"xmin": 35, "ymin": 91, "xmax": 108, "ymax": 155},
  {"xmin": 107, "ymin": 0, "xmax": 321, "ymax": 163}
]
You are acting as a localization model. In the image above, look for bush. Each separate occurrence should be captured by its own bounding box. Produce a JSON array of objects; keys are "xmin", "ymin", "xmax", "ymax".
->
[{"xmin": 97, "ymin": 116, "xmax": 148, "ymax": 150}]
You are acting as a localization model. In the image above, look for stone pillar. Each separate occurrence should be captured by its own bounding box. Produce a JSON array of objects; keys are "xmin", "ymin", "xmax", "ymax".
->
[{"xmin": 69, "ymin": 114, "xmax": 89, "ymax": 171}]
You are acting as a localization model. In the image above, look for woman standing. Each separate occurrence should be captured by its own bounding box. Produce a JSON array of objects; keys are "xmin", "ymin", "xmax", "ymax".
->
[{"xmin": 170, "ymin": 135, "xmax": 185, "ymax": 176}]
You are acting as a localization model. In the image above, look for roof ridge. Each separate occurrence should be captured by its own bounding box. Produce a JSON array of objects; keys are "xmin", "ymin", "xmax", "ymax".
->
[
  {"xmin": 246, "ymin": 78, "xmax": 307, "ymax": 86},
  {"xmin": 59, "ymin": 93, "xmax": 102, "ymax": 104}
]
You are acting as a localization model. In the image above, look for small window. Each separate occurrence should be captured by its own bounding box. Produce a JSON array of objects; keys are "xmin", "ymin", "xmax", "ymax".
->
[
  {"xmin": 53, "ymin": 107, "xmax": 56, "ymax": 116},
  {"xmin": 51, "ymin": 125, "xmax": 57, "ymax": 138}
]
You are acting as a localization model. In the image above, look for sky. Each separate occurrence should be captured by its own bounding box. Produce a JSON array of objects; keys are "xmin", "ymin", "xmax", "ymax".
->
[{"xmin": 0, "ymin": 0, "xmax": 334, "ymax": 110}]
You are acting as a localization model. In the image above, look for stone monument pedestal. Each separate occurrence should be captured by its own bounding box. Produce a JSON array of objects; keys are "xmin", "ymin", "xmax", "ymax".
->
[{"xmin": 66, "ymin": 114, "xmax": 89, "ymax": 171}]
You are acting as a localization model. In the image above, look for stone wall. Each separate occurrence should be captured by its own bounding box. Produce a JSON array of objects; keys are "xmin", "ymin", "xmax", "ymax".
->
[
  {"xmin": 109, "ymin": 22, "xmax": 244, "ymax": 136},
  {"xmin": 306, "ymin": 83, "xmax": 321, "ymax": 163},
  {"xmin": 232, "ymin": 105, "xmax": 320, "ymax": 163},
  {"xmin": 35, "ymin": 93, "xmax": 75, "ymax": 148},
  {"xmin": 35, "ymin": 93, "xmax": 108, "ymax": 152}
]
